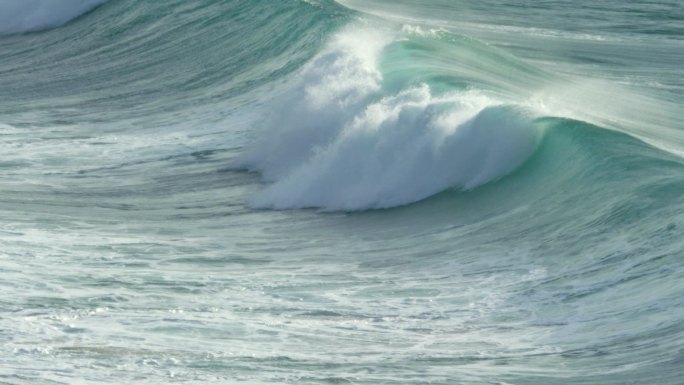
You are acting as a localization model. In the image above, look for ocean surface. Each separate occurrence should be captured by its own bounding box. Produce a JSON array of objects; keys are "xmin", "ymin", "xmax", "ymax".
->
[{"xmin": 1, "ymin": 1, "xmax": 684, "ymax": 384}]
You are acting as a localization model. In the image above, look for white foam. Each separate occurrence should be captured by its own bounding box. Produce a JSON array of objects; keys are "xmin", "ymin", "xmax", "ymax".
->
[
  {"xmin": 242, "ymin": 26, "xmax": 540, "ymax": 211},
  {"xmin": 0, "ymin": 0, "xmax": 108, "ymax": 35}
]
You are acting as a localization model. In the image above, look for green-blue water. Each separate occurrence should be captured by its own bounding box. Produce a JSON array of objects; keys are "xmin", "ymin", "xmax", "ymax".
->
[{"xmin": 1, "ymin": 1, "xmax": 684, "ymax": 383}]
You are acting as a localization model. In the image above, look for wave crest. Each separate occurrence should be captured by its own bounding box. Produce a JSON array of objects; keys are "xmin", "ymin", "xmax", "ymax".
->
[{"xmin": 0, "ymin": 0, "xmax": 108, "ymax": 35}]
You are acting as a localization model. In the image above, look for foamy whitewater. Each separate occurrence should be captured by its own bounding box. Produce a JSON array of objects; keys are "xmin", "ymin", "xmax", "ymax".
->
[{"xmin": 2, "ymin": 1, "xmax": 684, "ymax": 384}]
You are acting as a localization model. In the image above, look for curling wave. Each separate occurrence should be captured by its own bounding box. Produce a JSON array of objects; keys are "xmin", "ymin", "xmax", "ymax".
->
[{"xmin": 242, "ymin": 26, "xmax": 541, "ymax": 210}]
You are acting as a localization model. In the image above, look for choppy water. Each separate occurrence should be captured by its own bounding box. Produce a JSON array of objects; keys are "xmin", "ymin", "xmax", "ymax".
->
[{"xmin": 1, "ymin": 1, "xmax": 684, "ymax": 384}]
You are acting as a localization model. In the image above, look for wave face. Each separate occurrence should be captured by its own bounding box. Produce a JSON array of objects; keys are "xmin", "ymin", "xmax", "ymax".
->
[
  {"xmin": 2, "ymin": 0, "xmax": 684, "ymax": 384},
  {"xmin": 0, "ymin": 0, "xmax": 109, "ymax": 34}
]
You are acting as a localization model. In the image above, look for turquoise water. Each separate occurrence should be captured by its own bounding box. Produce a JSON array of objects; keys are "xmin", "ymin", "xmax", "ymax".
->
[{"xmin": 1, "ymin": 1, "xmax": 684, "ymax": 384}]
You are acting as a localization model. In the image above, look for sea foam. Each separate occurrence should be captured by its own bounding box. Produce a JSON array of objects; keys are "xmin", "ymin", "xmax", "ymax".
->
[
  {"xmin": 0, "ymin": 0, "xmax": 108, "ymax": 35},
  {"xmin": 242, "ymin": 27, "xmax": 540, "ymax": 211}
]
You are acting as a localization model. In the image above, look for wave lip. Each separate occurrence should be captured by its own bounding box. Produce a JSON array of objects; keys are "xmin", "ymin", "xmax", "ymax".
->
[{"xmin": 0, "ymin": 0, "xmax": 108, "ymax": 35}]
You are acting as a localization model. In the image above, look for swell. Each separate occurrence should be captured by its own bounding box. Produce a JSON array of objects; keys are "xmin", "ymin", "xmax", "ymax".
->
[
  {"xmin": 0, "ymin": 0, "xmax": 351, "ymax": 220},
  {"xmin": 0, "ymin": 0, "xmax": 347, "ymax": 127}
]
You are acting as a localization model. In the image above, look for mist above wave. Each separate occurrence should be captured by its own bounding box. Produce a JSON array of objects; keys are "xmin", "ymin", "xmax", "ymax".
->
[{"xmin": 0, "ymin": 0, "xmax": 108, "ymax": 35}]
